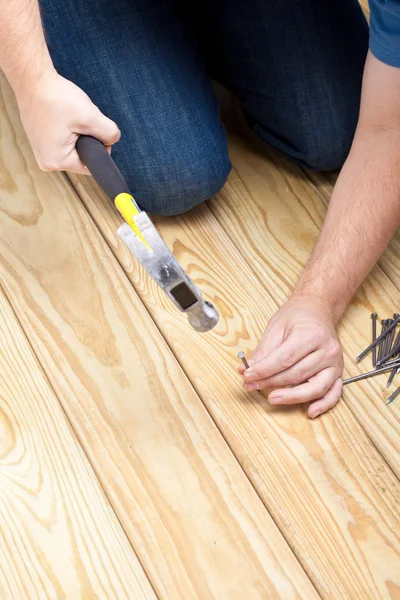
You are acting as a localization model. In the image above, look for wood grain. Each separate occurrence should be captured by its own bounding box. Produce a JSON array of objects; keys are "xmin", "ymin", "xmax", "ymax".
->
[
  {"xmin": 0, "ymin": 76, "xmax": 317, "ymax": 599},
  {"xmin": 70, "ymin": 140, "xmax": 400, "ymax": 597},
  {"xmin": 0, "ymin": 287, "xmax": 155, "ymax": 599}
]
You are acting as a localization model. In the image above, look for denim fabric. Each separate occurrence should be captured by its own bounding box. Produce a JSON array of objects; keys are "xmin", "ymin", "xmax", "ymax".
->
[{"xmin": 39, "ymin": 0, "xmax": 368, "ymax": 215}]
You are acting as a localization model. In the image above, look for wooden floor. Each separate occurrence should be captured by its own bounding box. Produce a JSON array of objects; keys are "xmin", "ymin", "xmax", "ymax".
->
[{"xmin": 1, "ymin": 33, "xmax": 400, "ymax": 600}]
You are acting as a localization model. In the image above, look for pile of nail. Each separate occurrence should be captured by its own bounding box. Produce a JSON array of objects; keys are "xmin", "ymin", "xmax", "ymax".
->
[{"xmin": 343, "ymin": 313, "xmax": 400, "ymax": 405}]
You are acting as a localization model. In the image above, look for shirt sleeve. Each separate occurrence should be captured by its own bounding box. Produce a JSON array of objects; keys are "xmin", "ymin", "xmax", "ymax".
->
[{"xmin": 369, "ymin": 0, "xmax": 400, "ymax": 67}]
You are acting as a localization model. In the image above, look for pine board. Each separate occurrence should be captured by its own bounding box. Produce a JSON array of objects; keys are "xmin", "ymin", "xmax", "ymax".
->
[
  {"xmin": 69, "ymin": 141, "xmax": 400, "ymax": 597},
  {"xmin": 0, "ymin": 76, "xmax": 317, "ymax": 599},
  {"xmin": 0, "ymin": 287, "xmax": 155, "ymax": 599}
]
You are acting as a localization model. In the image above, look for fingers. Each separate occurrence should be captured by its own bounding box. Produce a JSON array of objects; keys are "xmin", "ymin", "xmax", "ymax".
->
[
  {"xmin": 244, "ymin": 330, "xmax": 317, "ymax": 382},
  {"xmin": 57, "ymin": 146, "xmax": 91, "ymax": 175},
  {"xmin": 242, "ymin": 362, "xmax": 342, "ymax": 418},
  {"xmin": 63, "ymin": 108, "xmax": 119, "ymax": 174},
  {"xmin": 247, "ymin": 329, "xmax": 283, "ymax": 366},
  {"xmin": 244, "ymin": 347, "xmax": 339, "ymax": 391},
  {"xmin": 308, "ymin": 377, "xmax": 342, "ymax": 419},
  {"xmin": 21, "ymin": 73, "xmax": 121, "ymax": 176},
  {"xmin": 267, "ymin": 367, "xmax": 342, "ymax": 405},
  {"xmin": 78, "ymin": 104, "xmax": 121, "ymax": 146},
  {"xmin": 60, "ymin": 140, "xmax": 114, "ymax": 175},
  {"xmin": 237, "ymin": 328, "xmax": 282, "ymax": 376},
  {"xmin": 237, "ymin": 297, "xmax": 343, "ymax": 417},
  {"xmin": 38, "ymin": 111, "xmax": 120, "ymax": 175},
  {"xmin": 39, "ymin": 149, "xmax": 90, "ymax": 175}
]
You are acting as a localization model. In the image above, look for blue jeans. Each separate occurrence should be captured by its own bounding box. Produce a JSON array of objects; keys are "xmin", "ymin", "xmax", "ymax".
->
[{"xmin": 40, "ymin": 0, "xmax": 368, "ymax": 215}]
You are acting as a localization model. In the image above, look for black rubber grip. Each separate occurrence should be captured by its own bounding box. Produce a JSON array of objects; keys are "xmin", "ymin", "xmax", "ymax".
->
[{"xmin": 76, "ymin": 135, "xmax": 130, "ymax": 201}]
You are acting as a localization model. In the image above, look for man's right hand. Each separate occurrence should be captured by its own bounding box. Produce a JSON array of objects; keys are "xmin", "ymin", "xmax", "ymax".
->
[{"xmin": 16, "ymin": 71, "xmax": 120, "ymax": 175}]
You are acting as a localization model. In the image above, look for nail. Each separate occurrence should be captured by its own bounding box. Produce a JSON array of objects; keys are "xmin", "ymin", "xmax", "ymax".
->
[
  {"xmin": 384, "ymin": 319, "xmax": 394, "ymax": 358},
  {"xmin": 378, "ymin": 318, "xmax": 398, "ymax": 365},
  {"xmin": 357, "ymin": 315, "xmax": 400, "ymax": 363},
  {"xmin": 238, "ymin": 350, "xmax": 261, "ymax": 393},
  {"xmin": 377, "ymin": 320, "xmax": 387, "ymax": 364},
  {"xmin": 244, "ymin": 371, "xmax": 257, "ymax": 382},
  {"xmin": 371, "ymin": 313, "xmax": 378, "ymax": 367},
  {"xmin": 387, "ymin": 329, "xmax": 400, "ymax": 387},
  {"xmin": 269, "ymin": 396, "xmax": 283, "ymax": 404},
  {"xmin": 386, "ymin": 370, "xmax": 396, "ymax": 388},
  {"xmin": 377, "ymin": 339, "xmax": 400, "ymax": 367},
  {"xmin": 343, "ymin": 359, "xmax": 400, "ymax": 385},
  {"xmin": 386, "ymin": 384, "xmax": 400, "ymax": 405},
  {"xmin": 311, "ymin": 411, "xmax": 320, "ymax": 419},
  {"xmin": 390, "ymin": 329, "xmax": 400, "ymax": 356},
  {"xmin": 381, "ymin": 357, "xmax": 400, "ymax": 368},
  {"xmin": 238, "ymin": 351, "xmax": 250, "ymax": 369},
  {"xmin": 244, "ymin": 383, "xmax": 258, "ymax": 392}
]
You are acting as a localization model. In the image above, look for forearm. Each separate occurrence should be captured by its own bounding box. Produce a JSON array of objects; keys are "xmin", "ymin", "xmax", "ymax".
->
[
  {"xmin": 0, "ymin": 0, "xmax": 55, "ymax": 94},
  {"xmin": 293, "ymin": 52, "xmax": 400, "ymax": 322},
  {"xmin": 293, "ymin": 129, "xmax": 400, "ymax": 321}
]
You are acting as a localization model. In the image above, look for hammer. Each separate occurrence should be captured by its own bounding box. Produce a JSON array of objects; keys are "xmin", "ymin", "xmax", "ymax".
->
[{"xmin": 76, "ymin": 136, "xmax": 219, "ymax": 332}]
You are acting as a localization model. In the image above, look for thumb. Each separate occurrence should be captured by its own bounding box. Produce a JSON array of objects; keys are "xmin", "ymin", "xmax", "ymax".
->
[
  {"xmin": 248, "ymin": 328, "xmax": 283, "ymax": 367},
  {"xmin": 238, "ymin": 332, "xmax": 281, "ymax": 377},
  {"xmin": 80, "ymin": 104, "xmax": 121, "ymax": 146}
]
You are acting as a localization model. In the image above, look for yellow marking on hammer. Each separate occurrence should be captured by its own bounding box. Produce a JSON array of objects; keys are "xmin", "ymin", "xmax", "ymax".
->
[{"xmin": 114, "ymin": 193, "xmax": 151, "ymax": 250}]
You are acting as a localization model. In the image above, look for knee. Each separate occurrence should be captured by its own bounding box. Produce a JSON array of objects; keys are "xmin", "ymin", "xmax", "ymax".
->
[
  {"xmin": 121, "ymin": 147, "xmax": 231, "ymax": 217},
  {"xmin": 294, "ymin": 97, "xmax": 359, "ymax": 171},
  {"xmin": 139, "ymin": 168, "xmax": 230, "ymax": 216},
  {"xmin": 301, "ymin": 126, "xmax": 354, "ymax": 172},
  {"xmin": 249, "ymin": 94, "xmax": 358, "ymax": 172}
]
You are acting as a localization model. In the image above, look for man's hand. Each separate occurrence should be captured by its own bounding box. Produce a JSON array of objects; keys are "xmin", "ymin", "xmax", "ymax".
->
[
  {"xmin": 16, "ymin": 72, "xmax": 120, "ymax": 174},
  {"xmin": 238, "ymin": 296, "xmax": 343, "ymax": 418},
  {"xmin": 0, "ymin": 0, "xmax": 120, "ymax": 174}
]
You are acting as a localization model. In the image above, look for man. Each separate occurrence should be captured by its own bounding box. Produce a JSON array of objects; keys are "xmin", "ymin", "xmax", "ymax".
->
[{"xmin": 0, "ymin": 1, "xmax": 398, "ymax": 418}]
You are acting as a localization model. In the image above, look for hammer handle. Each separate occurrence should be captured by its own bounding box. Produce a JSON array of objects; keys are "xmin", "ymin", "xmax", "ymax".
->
[{"xmin": 76, "ymin": 135, "xmax": 130, "ymax": 201}]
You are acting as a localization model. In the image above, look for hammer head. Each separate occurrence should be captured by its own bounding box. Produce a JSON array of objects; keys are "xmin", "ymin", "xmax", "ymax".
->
[{"xmin": 117, "ymin": 215, "xmax": 219, "ymax": 332}]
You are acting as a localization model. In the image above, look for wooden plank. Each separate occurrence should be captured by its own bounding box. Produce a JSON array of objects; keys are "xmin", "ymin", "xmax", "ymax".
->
[
  {"xmin": 0, "ymin": 287, "xmax": 155, "ymax": 599},
  {"xmin": 69, "ymin": 143, "xmax": 400, "ymax": 596},
  {"xmin": 0, "ymin": 77, "xmax": 317, "ymax": 599}
]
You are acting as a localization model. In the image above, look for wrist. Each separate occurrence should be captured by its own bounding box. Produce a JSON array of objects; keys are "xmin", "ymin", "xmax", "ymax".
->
[
  {"xmin": 11, "ymin": 60, "xmax": 56, "ymax": 101},
  {"xmin": 289, "ymin": 286, "xmax": 346, "ymax": 325}
]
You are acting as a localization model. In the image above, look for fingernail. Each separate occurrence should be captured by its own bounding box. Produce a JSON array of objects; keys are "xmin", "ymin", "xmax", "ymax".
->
[
  {"xmin": 244, "ymin": 383, "xmax": 258, "ymax": 392},
  {"xmin": 311, "ymin": 411, "xmax": 320, "ymax": 419},
  {"xmin": 244, "ymin": 371, "xmax": 257, "ymax": 382},
  {"xmin": 269, "ymin": 396, "xmax": 283, "ymax": 404}
]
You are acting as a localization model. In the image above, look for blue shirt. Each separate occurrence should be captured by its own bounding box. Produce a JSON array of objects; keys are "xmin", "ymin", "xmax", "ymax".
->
[{"xmin": 370, "ymin": 0, "xmax": 400, "ymax": 67}]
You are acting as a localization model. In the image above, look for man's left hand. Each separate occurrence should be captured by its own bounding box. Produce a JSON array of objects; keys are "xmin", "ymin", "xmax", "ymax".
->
[{"xmin": 238, "ymin": 296, "xmax": 343, "ymax": 418}]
